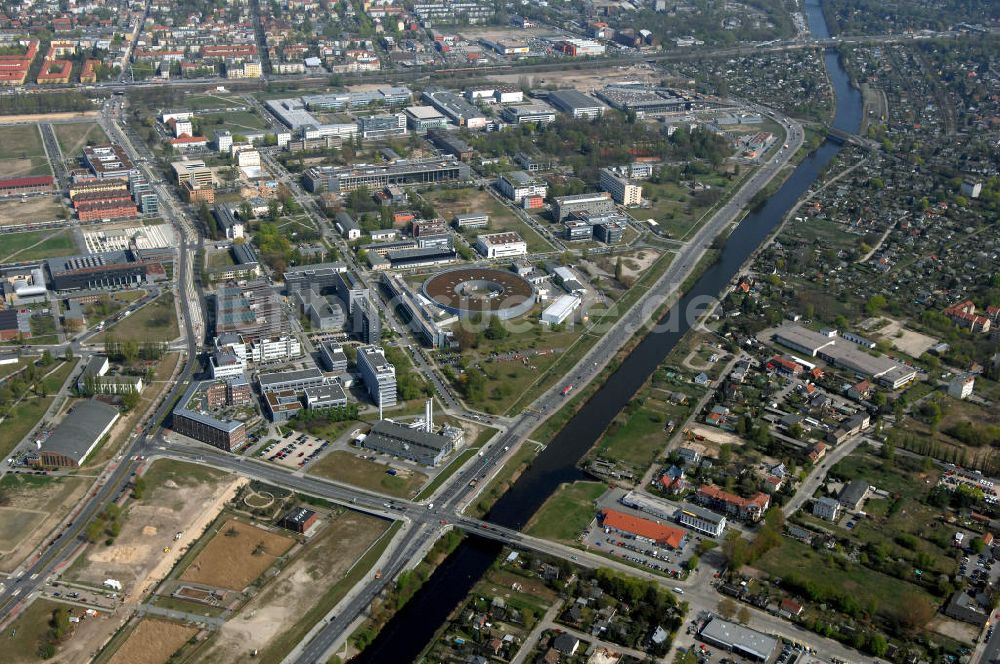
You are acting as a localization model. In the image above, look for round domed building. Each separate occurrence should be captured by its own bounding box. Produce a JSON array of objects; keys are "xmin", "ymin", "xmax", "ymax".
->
[{"xmin": 421, "ymin": 267, "xmax": 535, "ymax": 321}]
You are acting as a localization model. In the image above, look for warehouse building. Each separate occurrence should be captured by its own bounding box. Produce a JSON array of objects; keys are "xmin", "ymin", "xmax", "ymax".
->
[
  {"xmin": 698, "ymin": 617, "xmax": 778, "ymax": 662},
  {"xmin": 45, "ymin": 251, "xmax": 165, "ymax": 293},
  {"xmin": 427, "ymin": 130, "xmax": 475, "ymax": 161},
  {"xmin": 541, "ymin": 294, "xmax": 581, "ymax": 325},
  {"xmin": 39, "ymin": 400, "xmax": 120, "ymax": 467},
  {"xmin": 360, "ymin": 419, "xmax": 463, "ymax": 466},
  {"xmin": 546, "ymin": 89, "xmax": 606, "ymax": 119},
  {"xmin": 500, "ymin": 104, "xmax": 557, "ymax": 125}
]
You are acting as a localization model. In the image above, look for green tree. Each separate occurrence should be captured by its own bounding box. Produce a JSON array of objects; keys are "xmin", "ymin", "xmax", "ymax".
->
[{"xmin": 717, "ymin": 597, "xmax": 737, "ymax": 620}]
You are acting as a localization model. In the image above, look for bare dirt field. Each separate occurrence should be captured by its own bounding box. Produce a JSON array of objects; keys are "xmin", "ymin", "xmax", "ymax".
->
[
  {"xmin": 106, "ymin": 619, "xmax": 197, "ymax": 664},
  {"xmin": 875, "ymin": 318, "xmax": 937, "ymax": 358},
  {"xmin": 202, "ymin": 511, "xmax": 389, "ymax": 663},
  {"xmin": 0, "ymin": 111, "xmax": 99, "ymax": 124},
  {"xmin": 0, "ymin": 196, "xmax": 66, "ymax": 226},
  {"xmin": 688, "ymin": 425, "xmax": 746, "ymax": 451},
  {"xmin": 180, "ymin": 519, "xmax": 294, "ymax": 591},
  {"xmin": 0, "ymin": 475, "xmax": 89, "ymax": 573},
  {"xmin": 616, "ymin": 248, "xmax": 663, "ymax": 279},
  {"xmin": 927, "ymin": 614, "xmax": 978, "ymax": 645},
  {"xmin": 66, "ymin": 462, "xmax": 243, "ymax": 600},
  {"xmin": 493, "ymin": 62, "xmax": 659, "ymax": 92}
]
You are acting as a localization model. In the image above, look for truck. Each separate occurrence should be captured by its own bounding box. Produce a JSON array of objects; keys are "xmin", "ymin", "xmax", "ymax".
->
[{"xmin": 561, "ymin": 384, "xmax": 574, "ymax": 396}]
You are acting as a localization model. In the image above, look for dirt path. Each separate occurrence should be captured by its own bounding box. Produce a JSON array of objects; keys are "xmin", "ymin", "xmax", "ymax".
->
[
  {"xmin": 0, "ymin": 111, "xmax": 99, "ymax": 124},
  {"xmin": 134, "ymin": 476, "xmax": 247, "ymax": 601}
]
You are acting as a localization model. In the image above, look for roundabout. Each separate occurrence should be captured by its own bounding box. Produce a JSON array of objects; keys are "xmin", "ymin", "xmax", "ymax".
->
[{"xmin": 422, "ymin": 267, "xmax": 535, "ymax": 320}]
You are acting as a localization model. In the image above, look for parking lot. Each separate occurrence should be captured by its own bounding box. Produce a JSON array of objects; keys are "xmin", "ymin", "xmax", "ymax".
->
[
  {"xmin": 957, "ymin": 547, "xmax": 1000, "ymax": 589},
  {"xmin": 261, "ymin": 431, "xmax": 328, "ymax": 470},
  {"xmin": 581, "ymin": 523, "xmax": 691, "ymax": 578}
]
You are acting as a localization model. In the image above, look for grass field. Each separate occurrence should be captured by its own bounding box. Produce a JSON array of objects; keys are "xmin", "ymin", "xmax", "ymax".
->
[
  {"xmin": 206, "ymin": 248, "xmax": 236, "ymax": 269},
  {"xmin": 756, "ymin": 536, "xmax": 937, "ymax": 623},
  {"xmin": 525, "ymin": 481, "xmax": 605, "ymax": 544},
  {"xmin": 52, "ymin": 122, "xmax": 108, "ymax": 157},
  {"xmin": 308, "ymin": 450, "xmax": 427, "ymax": 498},
  {"xmin": 0, "ymin": 125, "xmax": 50, "ymax": 178},
  {"xmin": 1, "ymin": 598, "xmax": 64, "ymax": 663},
  {"xmin": 94, "ymin": 293, "xmax": 178, "ymax": 344},
  {"xmin": 0, "ymin": 196, "xmax": 65, "ymax": 227},
  {"xmin": 0, "ymin": 358, "xmax": 23, "ymax": 381},
  {"xmin": 422, "ymin": 187, "xmax": 552, "ymax": 254},
  {"xmin": 206, "ymin": 511, "xmax": 393, "ymax": 664},
  {"xmin": 143, "ymin": 458, "xmax": 229, "ymax": 494},
  {"xmin": 180, "ymin": 518, "xmax": 294, "ymax": 590},
  {"xmin": 199, "ymin": 110, "xmax": 268, "ymax": 132},
  {"xmin": 0, "ymin": 473, "xmax": 87, "ymax": 571},
  {"xmin": 452, "ymin": 321, "xmax": 587, "ymax": 415},
  {"xmin": 592, "ymin": 402, "xmax": 671, "ymax": 473},
  {"xmin": 105, "ymin": 619, "xmax": 197, "ymax": 664},
  {"xmin": 0, "ymin": 229, "xmax": 76, "ymax": 263},
  {"xmin": 0, "ymin": 360, "xmax": 76, "ymax": 460},
  {"xmin": 182, "ymin": 92, "xmax": 245, "ymax": 111}
]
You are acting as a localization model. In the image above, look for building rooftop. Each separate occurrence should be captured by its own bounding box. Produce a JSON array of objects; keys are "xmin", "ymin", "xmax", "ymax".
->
[
  {"xmin": 547, "ymin": 89, "xmax": 605, "ymax": 111},
  {"xmin": 699, "ymin": 617, "xmax": 778, "ymax": 660},
  {"xmin": 42, "ymin": 399, "xmax": 120, "ymax": 464},
  {"xmin": 258, "ymin": 367, "xmax": 325, "ymax": 388}
]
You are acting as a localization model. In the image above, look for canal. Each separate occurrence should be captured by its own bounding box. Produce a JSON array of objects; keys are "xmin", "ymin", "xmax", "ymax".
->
[{"xmin": 350, "ymin": 5, "xmax": 861, "ymax": 661}]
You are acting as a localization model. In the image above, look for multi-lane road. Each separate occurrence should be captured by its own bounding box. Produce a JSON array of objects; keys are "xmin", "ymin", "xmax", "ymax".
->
[
  {"xmin": 0, "ymin": 97, "xmax": 206, "ymax": 626},
  {"xmin": 1, "ymin": 96, "xmax": 809, "ymax": 663}
]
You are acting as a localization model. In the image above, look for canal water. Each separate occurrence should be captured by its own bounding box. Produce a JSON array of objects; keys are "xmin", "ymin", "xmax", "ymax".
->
[{"xmin": 350, "ymin": 5, "xmax": 861, "ymax": 661}]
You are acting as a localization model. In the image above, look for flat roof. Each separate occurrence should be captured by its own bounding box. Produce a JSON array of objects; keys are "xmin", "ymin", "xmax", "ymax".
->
[
  {"xmin": 548, "ymin": 89, "xmax": 605, "ymax": 111},
  {"xmin": 405, "ymin": 105, "xmax": 445, "ymax": 119},
  {"xmin": 259, "ymin": 367, "xmax": 325, "ymax": 387},
  {"xmin": 773, "ymin": 324, "xmax": 837, "ymax": 354},
  {"xmin": 305, "ymin": 382, "xmax": 347, "ymax": 402},
  {"xmin": 369, "ymin": 419, "xmax": 453, "ymax": 452},
  {"xmin": 699, "ymin": 617, "xmax": 778, "ymax": 660},
  {"xmin": 679, "ymin": 502, "xmax": 726, "ymax": 524},
  {"xmin": 43, "ymin": 399, "xmax": 119, "ymax": 463}
]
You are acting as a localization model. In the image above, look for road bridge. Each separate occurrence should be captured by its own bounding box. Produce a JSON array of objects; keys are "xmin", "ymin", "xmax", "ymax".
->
[{"xmin": 827, "ymin": 127, "xmax": 881, "ymax": 151}]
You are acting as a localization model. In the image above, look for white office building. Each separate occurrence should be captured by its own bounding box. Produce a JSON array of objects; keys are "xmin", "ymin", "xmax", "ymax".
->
[
  {"xmin": 541, "ymin": 294, "xmax": 582, "ymax": 325},
  {"xmin": 474, "ymin": 232, "xmax": 527, "ymax": 259},
  {"xmin": 677, "ymin": 503, "xmax": 727, "ymax": 537},
  {"xmin": 357, "ymin": 345, "xmax": 397, "ymax": 408},
  {"xmin": 497, "ymin": 170, "xmax": 547, "ymax": 203}
]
